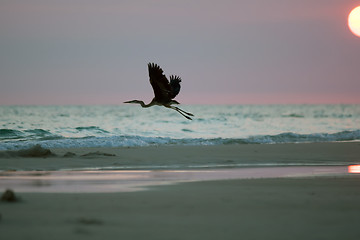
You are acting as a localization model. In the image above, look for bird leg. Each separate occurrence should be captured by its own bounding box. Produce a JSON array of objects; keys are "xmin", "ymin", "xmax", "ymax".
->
[
  {"xmin": 174, "ymin": 106, "xmax": 194, "ymax": 117},
  {"xmin": 175, "ymin": 108, "xmax": 192, "ymax": 120},
  {"xmin": 167, "ymin": 106, "xmax": 193, "ymax": 120}
]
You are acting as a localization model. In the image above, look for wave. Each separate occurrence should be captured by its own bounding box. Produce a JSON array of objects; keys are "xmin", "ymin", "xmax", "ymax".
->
[
  {"xmin": 240, "ymin": 130, "xmax": 360, "ymax": 144},
  {"xmin": 281, "ymin": 113, "xmax": 304, "ymax": 118},
  {"xmin": 0, "ymin": 127, "xmax": 112, "ymax": 142},
  {"xmin": 0, "ymin": 130, "xmax": 359, "ymax": 150},
  {"xmin": 0, "ymin": 129, "xmax": 24, "ymax": 140},
  {"xmin": 75, "ymin": 126, "xmax": 109, "ymax": 133},
  {"xmin": 0, "ymin": 128, "xmax": 63, "ymax": 142}
]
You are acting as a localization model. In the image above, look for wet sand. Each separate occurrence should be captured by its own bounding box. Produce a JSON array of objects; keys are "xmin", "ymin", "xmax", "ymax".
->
[
  {"xmin": 0, "ymin": 142, "xmax": 359, "ymax": 171},
  {"xmin": 0, "ymin": 166, "xmax": 352, "ymax": 193},
  {"xmin": 1, "ymin": 142, "xmax": 360, "ymax": 239},
  {"xmin": 1, "ymin": 176, "xmax": 360, "ymax": 240}
]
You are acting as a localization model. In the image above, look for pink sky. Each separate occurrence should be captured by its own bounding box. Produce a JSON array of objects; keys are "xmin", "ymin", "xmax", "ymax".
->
[{"xmin": 1, "ymin": 0, "xmax": 360, "ymax": 105}]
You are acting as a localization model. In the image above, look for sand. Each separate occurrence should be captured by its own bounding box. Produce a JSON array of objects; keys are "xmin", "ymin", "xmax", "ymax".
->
[
  {"xmin": 1, "ymin": 176, "xmax": 360, "ymax": 240},
  {"xmin": 1, "ymin": 142, "xmax": 360, "ymax": 239},
  {"xmin": 0, "ymin": 142, "xmax": 359, "ymax": 170}
]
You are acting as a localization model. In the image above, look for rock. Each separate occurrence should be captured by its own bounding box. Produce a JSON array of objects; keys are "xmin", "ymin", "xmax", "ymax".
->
[
  {"xmin": 1, "ymin": 189, "xmax": 18, "ymax": 202},
  {"xmin": 63, "ymin": 152, "xmax": 77, "ymax": 157},
  {"xmin": 17, "ymin": 144, "xmax": 55, "ymax": 158}
]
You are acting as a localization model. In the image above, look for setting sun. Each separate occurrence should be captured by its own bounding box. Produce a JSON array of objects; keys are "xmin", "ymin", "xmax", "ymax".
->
[{"xmin": 348, "ymin": 6, "xmax": 360, "ymax": 37}]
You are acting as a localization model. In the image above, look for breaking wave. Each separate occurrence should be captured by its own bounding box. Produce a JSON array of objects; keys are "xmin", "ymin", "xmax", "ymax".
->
[
  {"xmin": 1, "ymin": 105, "xmax": 359, "ymax": 150},
  {"xmin": 0, "ymin": 130, "xmax": 359, "ymax": 150},
  {"xmin": 0, "ymin": 128, "xmax": 63, "ymax": 142}
]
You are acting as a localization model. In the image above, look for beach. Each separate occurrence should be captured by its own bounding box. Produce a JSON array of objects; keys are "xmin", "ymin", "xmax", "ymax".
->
[
  {"xmin": 1, "ymin": 142, "xmax": 359, "ymax": 171},
  {"xmin": 1, "ymin": 142, "xmax": 360, "ymax": 239},
  {"xmin": 1, "ymin": 177, "xmax": 360, "ymax": 239}
]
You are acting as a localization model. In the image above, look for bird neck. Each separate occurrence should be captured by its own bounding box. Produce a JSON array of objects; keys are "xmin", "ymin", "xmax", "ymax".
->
[
  {"xmin": 141, "ymin": 102, "xmax": 151, "ymax": 108},
  {"xmin": 140, "ymin": 100, "xmax": 154, "ymax": 108},
  {"xmin": 125, "ymin": 99, "xmax": 156, "ymax": 108}
]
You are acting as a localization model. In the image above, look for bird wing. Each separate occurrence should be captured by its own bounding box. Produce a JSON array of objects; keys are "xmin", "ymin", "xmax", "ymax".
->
[
  {"xmin": 148, "ymin": 63, "xmax": 172, "ymax": 101},
  {"xmin": 169, "ymin": 75, "xmax": 181, "ymax": 99}
]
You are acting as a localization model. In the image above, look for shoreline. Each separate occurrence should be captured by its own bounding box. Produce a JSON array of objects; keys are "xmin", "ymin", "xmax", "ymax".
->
[{"xmin": 0, "ymin": 142, "xmax": 360, "ymax": 171}]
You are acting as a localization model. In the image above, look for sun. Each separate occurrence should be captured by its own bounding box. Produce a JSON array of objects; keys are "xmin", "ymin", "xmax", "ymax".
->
[{"xmin": 348, "ymin": 6, "xmax": 360, "ymax": 37}]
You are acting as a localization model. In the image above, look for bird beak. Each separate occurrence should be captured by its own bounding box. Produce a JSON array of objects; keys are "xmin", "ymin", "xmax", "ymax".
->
[{"xmin": 124, "ymin": 100, "xmax": 138, "ymax": 104}]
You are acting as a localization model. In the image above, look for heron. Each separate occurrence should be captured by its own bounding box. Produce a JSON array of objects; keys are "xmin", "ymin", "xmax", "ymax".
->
[{"xmin": 124, "ymin": 63, "xmax": 194, "ymax": 120}]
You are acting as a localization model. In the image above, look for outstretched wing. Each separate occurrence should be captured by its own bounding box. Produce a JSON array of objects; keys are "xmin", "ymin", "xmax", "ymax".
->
[
  {"xmin": 148, "ymin": 63, "xmax": 172, "ymax": 101},
  {"xmin": 169, "ymin": 75, "xmax": 181, "ymax": 99}
]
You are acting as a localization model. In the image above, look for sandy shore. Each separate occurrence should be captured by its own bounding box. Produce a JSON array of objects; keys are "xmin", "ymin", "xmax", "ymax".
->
[
  {"xmin": 1, "ymin": 176, "xmax": 360, "ymax": 240},
  {"xmin": 1, "ymin": 142, "xmax": 360, "ymax": 239},
  {"xmin": 0, "ymin": 142, "xmax": 360, "ymax": 170}
]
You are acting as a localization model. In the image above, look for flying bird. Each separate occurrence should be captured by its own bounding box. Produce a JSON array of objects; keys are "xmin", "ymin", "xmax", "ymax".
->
[{"xmin": 124, "ymin": 63, "xmax": 194, "ymax": 120}]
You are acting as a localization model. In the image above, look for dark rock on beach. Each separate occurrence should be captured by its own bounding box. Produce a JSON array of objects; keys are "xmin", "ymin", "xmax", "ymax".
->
[
  {"xmin": 81, "ymin": 151, "xmax": 116, "ymax": 157},
  {"xmin": 1, "ymin": 189, "xmax": 19, "ymax": 202},
  {"xmin": 63, "ymin": 152, "xmax": 77, "ymax": 157},
  {"xmin": 0, "ymin": 144, "xmax": 56, "ymax": 158}
]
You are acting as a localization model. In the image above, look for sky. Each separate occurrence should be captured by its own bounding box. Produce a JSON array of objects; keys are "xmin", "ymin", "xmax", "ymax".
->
[{"xmin": 1, "ymin": 0, "xmax": 360, "ymax": 105}]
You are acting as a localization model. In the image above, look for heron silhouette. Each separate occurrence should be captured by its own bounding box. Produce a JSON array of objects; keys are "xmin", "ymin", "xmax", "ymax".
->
[{"xmin": 124, "ymin": 63, "xmax": 194, "ymax": 120}]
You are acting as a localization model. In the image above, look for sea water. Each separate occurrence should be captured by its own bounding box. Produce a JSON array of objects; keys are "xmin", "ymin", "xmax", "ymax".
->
[{"xmin": 0, "ymin": 104, "xmax": 359, "ymax": 150}]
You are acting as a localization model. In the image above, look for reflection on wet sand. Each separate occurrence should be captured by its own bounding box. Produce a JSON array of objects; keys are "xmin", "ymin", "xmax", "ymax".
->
[
  {"xmin": 348, "ymin": 165, "xmax": 360, "ymax": 173},
  {"xmin": 0, "ymin": 166, "xmax": 353, "ymax": 193}
]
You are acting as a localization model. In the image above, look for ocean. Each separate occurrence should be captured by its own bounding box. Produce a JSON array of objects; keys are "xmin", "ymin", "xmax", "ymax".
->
[{"xmin": 0, "ymin": 104, "xmax": 359, "ymax": 150}]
